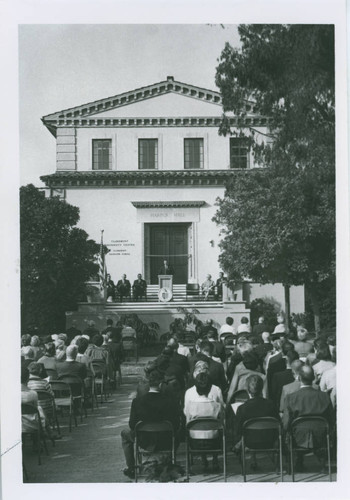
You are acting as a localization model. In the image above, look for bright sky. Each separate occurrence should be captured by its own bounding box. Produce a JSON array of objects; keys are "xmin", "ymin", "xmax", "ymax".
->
[{"xmin": 19, "ymin": 24, "xmax": 240, "ymax": 186}]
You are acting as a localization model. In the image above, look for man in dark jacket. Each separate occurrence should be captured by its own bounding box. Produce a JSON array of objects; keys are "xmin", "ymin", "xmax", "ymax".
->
[
  {"xmin": 283, "ymin": 365, "xmax": 334, "ymax": 471},
  {"xmin": 121, "ymin": 370, "xmax": 181, "ymax": 479},
  {"xmin": 189, "ymin": 340, "xmax": 227, "ymax": 394},
  {"xmin": 235, "ymin": 374, "xmax": 279, "ymax": 447}
]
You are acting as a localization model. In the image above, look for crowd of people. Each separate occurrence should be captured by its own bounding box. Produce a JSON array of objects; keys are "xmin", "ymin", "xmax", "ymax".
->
[
  {"xmin": 120, "ymin": 315, "xmax": 336, "ymax": 479},
  {"xmin": 21, "ymin": 313, "xmax": 337, "ymax": 481}
]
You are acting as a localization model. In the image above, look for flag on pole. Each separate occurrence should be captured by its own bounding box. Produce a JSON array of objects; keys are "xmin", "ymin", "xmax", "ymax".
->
[{"xmin": 97, "ymin": 230, "xmax": 107, "ymax": 292}]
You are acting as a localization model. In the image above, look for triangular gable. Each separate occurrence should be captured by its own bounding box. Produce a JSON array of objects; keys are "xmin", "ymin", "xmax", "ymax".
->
[
  {"xmin": 42, "ymin": 76, "xmax": 223, "ymax": 123},
  {"xmin": 86, "ymin": 92, "xmax": 224, "ymax": 119}
]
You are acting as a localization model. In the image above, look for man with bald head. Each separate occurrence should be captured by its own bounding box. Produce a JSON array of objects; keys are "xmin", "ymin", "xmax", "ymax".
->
[
  {"xmin": 56, "ymin": 345, "xmax": 87, "ymax": 381},
  {"xmin": 283, "ymin": 365, "xmax": 334, "ymax": 469}
]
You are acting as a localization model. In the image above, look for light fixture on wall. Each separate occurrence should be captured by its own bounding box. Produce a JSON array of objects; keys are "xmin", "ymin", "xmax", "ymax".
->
[{"xmin": 209, "ymin": 239, "xmax": 214, "ymax": 247}]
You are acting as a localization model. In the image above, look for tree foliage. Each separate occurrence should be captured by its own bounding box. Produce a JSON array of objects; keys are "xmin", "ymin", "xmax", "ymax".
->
[
  {"xmin": 214, "ymin": 25, "xmax": 335, "ymax": 332},
  {"xmin": 20, "ymin": 184, "xmax": 100, "ymax": 334}
]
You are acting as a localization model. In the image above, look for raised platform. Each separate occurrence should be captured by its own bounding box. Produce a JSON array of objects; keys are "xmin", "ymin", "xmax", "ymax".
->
[{"xmin": 67, "ymin": 299, "xmax": 250, "ymax": 336}]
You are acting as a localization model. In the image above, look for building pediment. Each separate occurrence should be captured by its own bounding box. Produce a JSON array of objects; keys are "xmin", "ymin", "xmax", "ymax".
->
[{"xmin": 42, "ymin": 76, "xmax": 258, "ymax": 136}]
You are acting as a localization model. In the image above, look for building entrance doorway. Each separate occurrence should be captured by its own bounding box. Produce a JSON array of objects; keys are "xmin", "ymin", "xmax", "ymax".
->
[{"xmin": 146, "ymin": 223, "xmax": 189, "ymax": 284}]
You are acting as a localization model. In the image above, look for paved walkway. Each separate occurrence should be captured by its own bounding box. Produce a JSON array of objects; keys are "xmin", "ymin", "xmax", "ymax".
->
[{"xmin": 23, "ymin": 368, "xmax": 336, "ymax": 483}]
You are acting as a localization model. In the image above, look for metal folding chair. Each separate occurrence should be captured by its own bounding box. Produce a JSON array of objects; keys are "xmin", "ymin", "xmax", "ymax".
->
[
  {"xmin": 289, "ymin": 416, "xmax": 332, "ymax": 481},
  {"xmin": 134, "ymin": 420, "xmax": 176, "ymax": 483},
  {"xmin": 241, "ymin": 417, "xmax": 283, "ymax": 482},
  {"xmin": 21, "ymin": 403, "xmax": 48, "ymax": 465},
  {"xmin": 186, "ymin": 417, "xmax": 226, "ymax": 482}
]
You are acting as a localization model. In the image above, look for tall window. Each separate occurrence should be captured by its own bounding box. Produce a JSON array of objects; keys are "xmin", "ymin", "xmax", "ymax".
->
[
  {"xmin": 184, "ymin": 138, "xmax": 204, "ymax": 169},
  {"xmin": 92, "ymin": 139, "xmax": 112, "ymax": 170},
  {"xmin": 230, "ymin": 137, "xmax": 250, "ymax": 169},
  {"xmin": 139, "ymin": 139, "xmax": 158, "ymax": 170}
]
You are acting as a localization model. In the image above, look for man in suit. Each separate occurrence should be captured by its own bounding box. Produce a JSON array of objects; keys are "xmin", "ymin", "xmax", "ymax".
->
[
  {"xmin": 201, "ymin": 274, "xmax": 215, "ymax": 300},
  {"xmin": 106, "ymin": 274, "xmax": 116, "ymax": 302},
  {"xmin": 65, "ymin": 320, "xmax": 82, "ymax": 343},
  {"xmin": 270, "ymin": 349, "xmax": 299, "ymax": 408},
  {"xmin": 116, "ymin": 274, "xmax": 131, "ymax": 302},
  {"xmin": 215, "ymin": 271, "xmax": 226, "ymax": 300},
  {"xmin": 189, "ymin": 340, "xmax": 227, "ymax": 394},
  {"xmin": 56, "ymin": 345, "xmax": 87, "ymax": 380},
  {"xmin": 159, "ymin": 259, "xmax": 174, "ymax": 275},
  {"xmin": 252, "ymin": 316, "xmax": 270, "ymax": 336},
  {"xmin": 132, "ymin": 273, "xmax": 147, "ymax": 300},
  {"xmin": 121, "ymin": 370, "xmax": 181, "ymax": 479},
  {"xmin": 283, "ymin": 365, "xmax": 334, "ymax": 471},
  {"xmin": 235, "ymin": 375, "xmax": 279, "ymax": 450},
  {"xmin": 207, "ymin": 328, "xmax": 226, "ymax": 363}
]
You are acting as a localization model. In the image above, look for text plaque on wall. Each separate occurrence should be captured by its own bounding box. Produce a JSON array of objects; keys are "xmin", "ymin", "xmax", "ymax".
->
[{"xmin": 136, "ymin": 207, "xmax": 200, "ymax": 223}]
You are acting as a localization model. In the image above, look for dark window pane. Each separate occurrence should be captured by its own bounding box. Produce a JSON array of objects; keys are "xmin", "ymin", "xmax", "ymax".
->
[
  {"xmin": 139, "ymin": 139, "xmax": 158, "ymax": 169},
  {"xmin": 184, "ymin": 138, "xmax": 203, "ymax": 169},
  {"xmin": 92, "ymin": 139, "xmax": 112, "ymax": 170},
  {"xmin": 230, "ymin": 138, "xmax": 250, "ymax": 169}
]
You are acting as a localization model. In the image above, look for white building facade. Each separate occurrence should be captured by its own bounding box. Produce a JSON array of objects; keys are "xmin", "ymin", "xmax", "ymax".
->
[{"xmin": 40, "ymin": 76, "xmax": 304, "ymax": 327}]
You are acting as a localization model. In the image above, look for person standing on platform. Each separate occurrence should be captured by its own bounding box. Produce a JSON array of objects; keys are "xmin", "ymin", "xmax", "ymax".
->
[
  {"xmin": 132, "ymin": 273, "xmax": 147, "ymax": 301},
  {"xmin": 159, "ymin": 259, "xmax": 174, "ymax": 275},
  {"xmin": 116, "ymin": 274, "xmax": 131, "ymax": 302},
  {"xmin": 215, "ymin": 271, "xmax": 226, "ymax": 300}
]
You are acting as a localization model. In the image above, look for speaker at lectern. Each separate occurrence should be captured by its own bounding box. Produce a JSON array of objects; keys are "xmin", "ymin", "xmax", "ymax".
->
[{"xmin": 158, "ymin": 275, "xmax": 173, "ymax": 302}]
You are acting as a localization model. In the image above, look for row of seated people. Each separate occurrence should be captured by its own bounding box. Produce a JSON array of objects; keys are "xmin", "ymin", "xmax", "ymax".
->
[
  {"xmin": 121, "ymin": 331, "xmax": 336, "ymax": 479},
  {"xmin": 20, "ymin": 322, "xmax": 126, "ymax": 447},
  {"xmin": 106, "ymin": 273, "xmax": 147, "ymax": 302}
]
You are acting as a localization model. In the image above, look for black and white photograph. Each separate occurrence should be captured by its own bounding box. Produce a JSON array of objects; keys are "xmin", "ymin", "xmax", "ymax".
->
[{"xmin": 1, "ymin": 0, "xmax": 349, "ymax": 497}]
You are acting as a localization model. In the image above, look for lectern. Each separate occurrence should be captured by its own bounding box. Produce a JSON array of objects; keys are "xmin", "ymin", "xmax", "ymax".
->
[{"xmin": 158, "ymin": 275, "xmax": 173, "ymax": 302}]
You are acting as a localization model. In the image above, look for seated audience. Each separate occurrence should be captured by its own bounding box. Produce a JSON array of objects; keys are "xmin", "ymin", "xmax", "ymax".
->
[
  {"xmin": 272, "ymin": 314, "xmax": 286, "ymax": 340},
  {"xmin": 234, "ymin": 375, "xmax": 279, "ymax": 453},
  {"xmin": 21, "ymin": 334, "xmax": 32, "ymax": 356},
  {"xmin": 86, "ymin": 334, "xmax": 109, "ymax": 365},
  {"xmin": 30, "ymin": 336, "xmax": 44, "ymax": 361},
  {"xmin": 66, "ymin": 320, "xmax": 82, "ymax": 343},
  {"xmin": 189, "ymin": 340, "xmax": 227, "ymax": 393},
  {"xmin": 54, "ymin": 339, "xmax": 66, "ymax": 361},
  {"xmin": 254, "ymin": 331, "xmax": 273, "ymax": 365},
  {"xmin": 252, "ymin": 316, "xmax": 269, "ymax": 336},
  {"xmin": 219, "ymin": 316, "xmax": 236, "ymax": 339},
  {"xmin": 132, "ymin": 274, "xmax": 147, "ymax": 300},
  {"xmin": 319, "ymin": 349, "xmax": 336, "ymax": 408},
  {"xmin": 21, "ymin": 365, "xmax": 46, "ymax": 435},
  {"xmin": 282, "ymin": 365, "xmax": 334, "ymax": 471},
  {"xmin": 270, "ymin": 349, "xmax": 299, "ymax": 408},
  {"xmin": 22, "ymin": 346, "xmax": 35, "ymax": 370},
  {"xmin": 172, "ymin": 334, "xmax": 191, "ymax": 358},
  {"xmin": 312, "ymin": 343, "xmax": 335, "ymax": 383},
  {"xmin": 56, "ymin": 345, "xmax": 87, "ymax": 383},
  {"xmin": 38, "ymin": 342, "xmax": 57, "ymax": 371},
  {"xmin": 121, "ymin": 370, "xmax": 181, "ymax": 479},
  {"xmin": 202, "ymin": 319, "xmax": 218, "ymax": 337},
  {"xmin": 184, "ymin": 367, "xmax": 224, "ymax": 471},
  {"xmin": 227, "ymin": 351, "xmax": 266, "ymax": 403},
  {"xmin": 237, "ymin": 316, "xmax": 251, "ymax": 334},
  {"xmin": 292, "ymin": 327, "xmax": 314, "ymax": 361},
  {"xmin": 207, "ymin": 329, "xmax": 226, "ymax": 363},
  {"xmin": 83, "ymin": 320, "xmax": 100, "ymax": 340}
]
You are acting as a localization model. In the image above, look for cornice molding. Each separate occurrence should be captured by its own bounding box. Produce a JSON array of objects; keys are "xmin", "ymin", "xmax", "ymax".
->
[
  {"xmin": 40, "ymin": 169, "xmax": 244, "ymax": 188},
  {"xmin": 44, "ymin": 115, "xmax": 269, "ymax": 130},
  {"xmin": 131, "ymin": 201, "xmax": 206, "ymax": 208}
]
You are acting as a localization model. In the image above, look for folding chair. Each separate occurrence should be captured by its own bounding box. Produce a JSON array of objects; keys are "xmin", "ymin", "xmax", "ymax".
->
[
  {"xmin": 289, "ymin": 416, "xmax": 332, "ymax": 482},
  {"xmin": 186, "ymin": 417, "xmax": 226, "ymax": 482},
  {"xmin": 45, "ymin": 368, "xmax": 58, "ymax": 381},
  {"xmin": 91, "ymin": 360, "xmax": 108, "ymax": 404},
  {"xmin": 50, "ymin": 381, "xmax": 76, "ymax": 432},
  {"xmin": 57, "ymin": 375, "xmax": 87, "ymax": 422},
  {"xmin": 35, "ymin": 390, "xmax": 61, "ymax": 439},
  {"xmin": 21, "ymin": 403, "xmax": 48, "ymax": 465},
  {"xmin": 122, "ymin": 335, "xmax": 138, "ymax": 362},
  {"xmin": 134, "ymin": 420, "xmax": 176, "ymax": 483},
  {"xmin": 231, "ymin": 390, "xmax": 249, "ymax": 403},
  {"xmin": 241, "ymin": 417, "xmax": 283, "ymax": 482}
]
